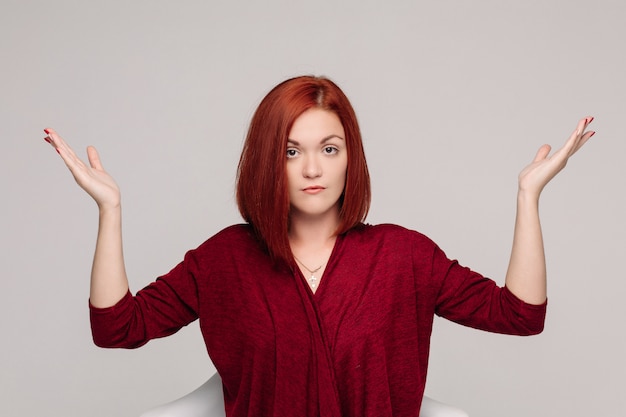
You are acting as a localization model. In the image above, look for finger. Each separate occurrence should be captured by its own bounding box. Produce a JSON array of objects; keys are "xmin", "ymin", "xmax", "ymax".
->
[
  {"xmin": 87, "ymin": 146, "xmax": 104, "ymax": 171},
  {"xmin": 573, "ymin": 118, "xmax": 587, "ymax": 138},
  {"xmin": 43, "ymin": 128, "xmax": 57, "ymax": 149},
  {"xmin": 549, "ymin": 119, "xmax": 594, "ymax": 165},
  {"xmin": 44, "ymin": 128, "xmax": 59, "ymax": 145},
  {"xmin": 571, "ymin": 117, "xmax": 594, "ymax": 153},
  {"xmin": 533, "ymin": 144, "xmax": 551, "ymax": 162},
  {"xmin": 44, "ymin": 128, "xmax": 89, "ymax": 177},
  {"xmin": 560, "ymin": 118, "xmax": 591, "ymax": 158},
  {"xmin": 44, "ymin": 128, "xmax": 78, "ymax": 160},
  {"xmin": 44, "ymin": 128, "xmax": 69, "ymax": 156},
  {"xmin": 576, "ymin": 116, "xmax": 596, "ymax": 138},
  {"xmin": 572, "ymin": 130, "xmax": 595, "ymax": 155},
  {"xmin": 44, "ymin": 128, "xmax": 70, "ymax": 159}
]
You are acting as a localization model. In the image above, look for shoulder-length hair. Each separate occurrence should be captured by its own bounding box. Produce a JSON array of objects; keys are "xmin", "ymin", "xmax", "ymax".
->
[{"xmin": 236, "ymin": 75, "xmax": 371, "ymax": 266}]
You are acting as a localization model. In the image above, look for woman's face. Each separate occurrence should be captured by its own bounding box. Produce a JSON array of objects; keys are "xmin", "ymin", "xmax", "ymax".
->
[{"xmin": 286, "ymin": 108, "xmax": 347, "ymax": 221}]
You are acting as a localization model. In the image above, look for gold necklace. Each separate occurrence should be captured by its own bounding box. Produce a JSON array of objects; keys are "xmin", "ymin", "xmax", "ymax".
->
[{"xmin": 294, "ymin": 256, "xmax": 324, "ymax": 290}]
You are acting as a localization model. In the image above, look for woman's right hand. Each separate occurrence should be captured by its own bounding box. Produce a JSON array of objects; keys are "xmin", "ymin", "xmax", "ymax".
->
[{"xmin": 44, "ymin": 128, "xmax": 121, "ymax": 210}]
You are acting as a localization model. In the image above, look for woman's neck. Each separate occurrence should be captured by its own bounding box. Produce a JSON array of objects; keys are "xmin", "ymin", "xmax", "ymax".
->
[
  {"xmin": 288, "ymin": 211, "xmax": 339, "ymax": 293},
  {"xmin": 288, "ymin": 209, "xmax": 340, "ymax": 250}
]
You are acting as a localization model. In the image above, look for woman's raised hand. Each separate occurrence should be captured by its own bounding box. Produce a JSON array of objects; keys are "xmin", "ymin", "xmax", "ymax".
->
[
  {"xmin": 44, "ymin": 128, "xmax": 121, "ymax": 210},
  {"xmin": 518, "ymin": 117, "xmax": 595, "ymax": 198}
]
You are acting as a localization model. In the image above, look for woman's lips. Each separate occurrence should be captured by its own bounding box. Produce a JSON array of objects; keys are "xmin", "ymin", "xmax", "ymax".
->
[{"xmin": 303, "ymin": 186, "xmax": 325, "ymax": 194}]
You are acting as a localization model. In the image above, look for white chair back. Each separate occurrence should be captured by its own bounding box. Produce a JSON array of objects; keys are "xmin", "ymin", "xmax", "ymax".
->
[{"xmin": 140, "ymin": 372, "xmax": 469, "ymax": 417}]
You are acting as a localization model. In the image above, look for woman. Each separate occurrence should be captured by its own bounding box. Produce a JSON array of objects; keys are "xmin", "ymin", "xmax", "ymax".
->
[{"xmin": 44, "ymin": 76, "xmax": 594, "ymax": 416}]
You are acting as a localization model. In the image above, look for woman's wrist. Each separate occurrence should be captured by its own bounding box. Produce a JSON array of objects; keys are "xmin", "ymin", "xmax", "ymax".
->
[{"xmin": 516, "ymin": 188, "xmax": 541, "ymax": 207}]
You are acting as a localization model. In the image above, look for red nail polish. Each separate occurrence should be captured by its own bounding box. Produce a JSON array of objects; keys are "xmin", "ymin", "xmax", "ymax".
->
[
  {"xmin": 588, "ymin": 117, "xmax": 594, "ymax": 124},
  {"xmin": 44, "ymin": 128, "xmax": 50, "ymax": 134},
  {"xmin": 56, "ymin": 148, "xmax": 60, "ymax": 154},
  {"xmin": 44, "ymin": 137, "xmax": 51, "ymax": 144},
  {"xmin": 590, "ymin": 131, "xmax": 595, "ymax": 137}
]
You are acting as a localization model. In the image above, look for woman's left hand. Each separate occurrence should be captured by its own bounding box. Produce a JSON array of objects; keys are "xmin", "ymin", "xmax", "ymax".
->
[{"xmin": 518, "ymin": 117, "xmax": 595, "ymax": 198}]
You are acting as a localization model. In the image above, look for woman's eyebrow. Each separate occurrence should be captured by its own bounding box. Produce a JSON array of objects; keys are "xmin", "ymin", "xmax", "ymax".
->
[{"xmin": 287, "ymin": 134, "xmax": 345, "ymax": 146}]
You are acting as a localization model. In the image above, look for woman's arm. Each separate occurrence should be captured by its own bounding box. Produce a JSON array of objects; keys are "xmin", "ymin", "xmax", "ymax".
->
[
  {"xmin": 44, "ymin": 128, "xmax": 129, "ymax": 308},
  {"xmin": 504, "ymin": 117, "xmax": 595, "ymax": 304}
]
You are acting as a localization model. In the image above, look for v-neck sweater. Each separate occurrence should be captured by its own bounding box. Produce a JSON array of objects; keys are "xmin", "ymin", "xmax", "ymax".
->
[{"xmin": 90, "ymin": 223, "xmax": 546, "ymax": 417}]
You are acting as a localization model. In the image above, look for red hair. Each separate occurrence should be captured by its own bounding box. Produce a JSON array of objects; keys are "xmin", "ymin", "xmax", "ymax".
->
[{"xmin": 236, "ymin": 76, "xmax": 371, "ymax": 266}]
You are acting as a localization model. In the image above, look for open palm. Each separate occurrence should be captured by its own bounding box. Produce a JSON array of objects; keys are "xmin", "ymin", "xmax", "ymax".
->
[
  {"xmin": 518, "ymin": 117, "xmax": 595, "ymax": 197},
  {"xmin": 44, "ymin": 128, "xmax": 121, "ymax": 210}
]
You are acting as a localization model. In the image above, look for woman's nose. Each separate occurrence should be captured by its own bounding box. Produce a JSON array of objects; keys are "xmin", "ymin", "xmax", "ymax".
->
[{"xmin": 303, "ymin": 155, "xmax": 322, "ymax": 178}]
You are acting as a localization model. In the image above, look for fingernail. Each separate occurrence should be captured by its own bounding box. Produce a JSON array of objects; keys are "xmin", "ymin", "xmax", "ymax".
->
[
  {"xmin": 590, "ymin": 131, "xmax": 596, "ymax": 138},
  {"xmin": 56, "ymin": 148, "xmax": 60, "ymax": 154},
  {"xmin": 44, "ymin": 128, "xmax": 50, "ymax": 134},
  {"xmin": 44, "ymin": 137, "xmax": 51, "ymax": 144},
  {"xmin": 588, "ymin": 116, "xmax": 594, "ymax": 124}
]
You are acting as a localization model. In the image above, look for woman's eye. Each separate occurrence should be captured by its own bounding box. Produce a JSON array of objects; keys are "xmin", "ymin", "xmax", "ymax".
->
[
  {"xmin": 286, "ymin": 148, "xmax": 299, "ymax": 158},
  {"xmin": 323, "ymin": 146, "xmax": 338, "ymax": 155}
]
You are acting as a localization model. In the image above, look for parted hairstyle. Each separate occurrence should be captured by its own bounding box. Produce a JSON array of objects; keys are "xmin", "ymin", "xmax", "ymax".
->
[{"xmin": 236, "ymin": 75, "xmax": 371, "ymax": 266}]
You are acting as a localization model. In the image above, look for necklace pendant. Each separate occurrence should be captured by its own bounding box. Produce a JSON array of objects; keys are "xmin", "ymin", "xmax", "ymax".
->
[{"xmin": 294, "ymin": 257, "xmax": 324, "ymax": 291}]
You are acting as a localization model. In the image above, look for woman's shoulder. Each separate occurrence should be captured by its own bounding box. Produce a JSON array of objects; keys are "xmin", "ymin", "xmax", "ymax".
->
[
  {"xmin": 348, "ymin": 222, "xmax": 437, "ymax": 248},
  {"xmin": 212, "ymin": 223, "xmax": 255, "ymax": 239},
  {"xmin": 193, "ymin": 224, "xmax": 260, "ymax": 254}
]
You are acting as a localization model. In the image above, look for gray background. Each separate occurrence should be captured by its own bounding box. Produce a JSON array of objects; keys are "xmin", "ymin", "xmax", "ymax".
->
[{"xmin": 2, "ymin": 0, "xmax": 625, "ymax": 416}]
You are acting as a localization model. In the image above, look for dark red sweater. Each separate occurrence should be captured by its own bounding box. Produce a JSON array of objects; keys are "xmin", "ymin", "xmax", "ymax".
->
[{"xmin": 90, "ymin": 223, "xmax": 546, "ymax": 417}]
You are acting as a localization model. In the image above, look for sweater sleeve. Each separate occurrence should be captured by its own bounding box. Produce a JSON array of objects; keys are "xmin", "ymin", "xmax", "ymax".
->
[
  {"xmin": 430, "ymin": 243, "xmax": 547, "ymax": 336},
  {"xmin": 89, "ymin": 247, "xmax": 202, "ymax": 348}
]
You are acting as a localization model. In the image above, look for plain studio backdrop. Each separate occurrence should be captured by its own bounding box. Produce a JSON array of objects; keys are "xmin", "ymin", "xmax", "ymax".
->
[{"xmin": 2, "ymin": 1, "xmax": 624, "ymax": 416}]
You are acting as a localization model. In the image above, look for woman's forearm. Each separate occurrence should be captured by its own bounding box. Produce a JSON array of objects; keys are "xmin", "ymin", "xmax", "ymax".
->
[
  {"xmin": 90, "ymin": 205, "xmax": 129, "ymax": 308},
  {"xmin": 504, "ymin": 117, "xmax": 595, "ymax": 304},
  {"xmin": 43, "ymin": 128, "xmax": 129, "ymax": 307},
  {"xmin": 504, "ymin": 191, "xmax": 546, "ymax": 305}
]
